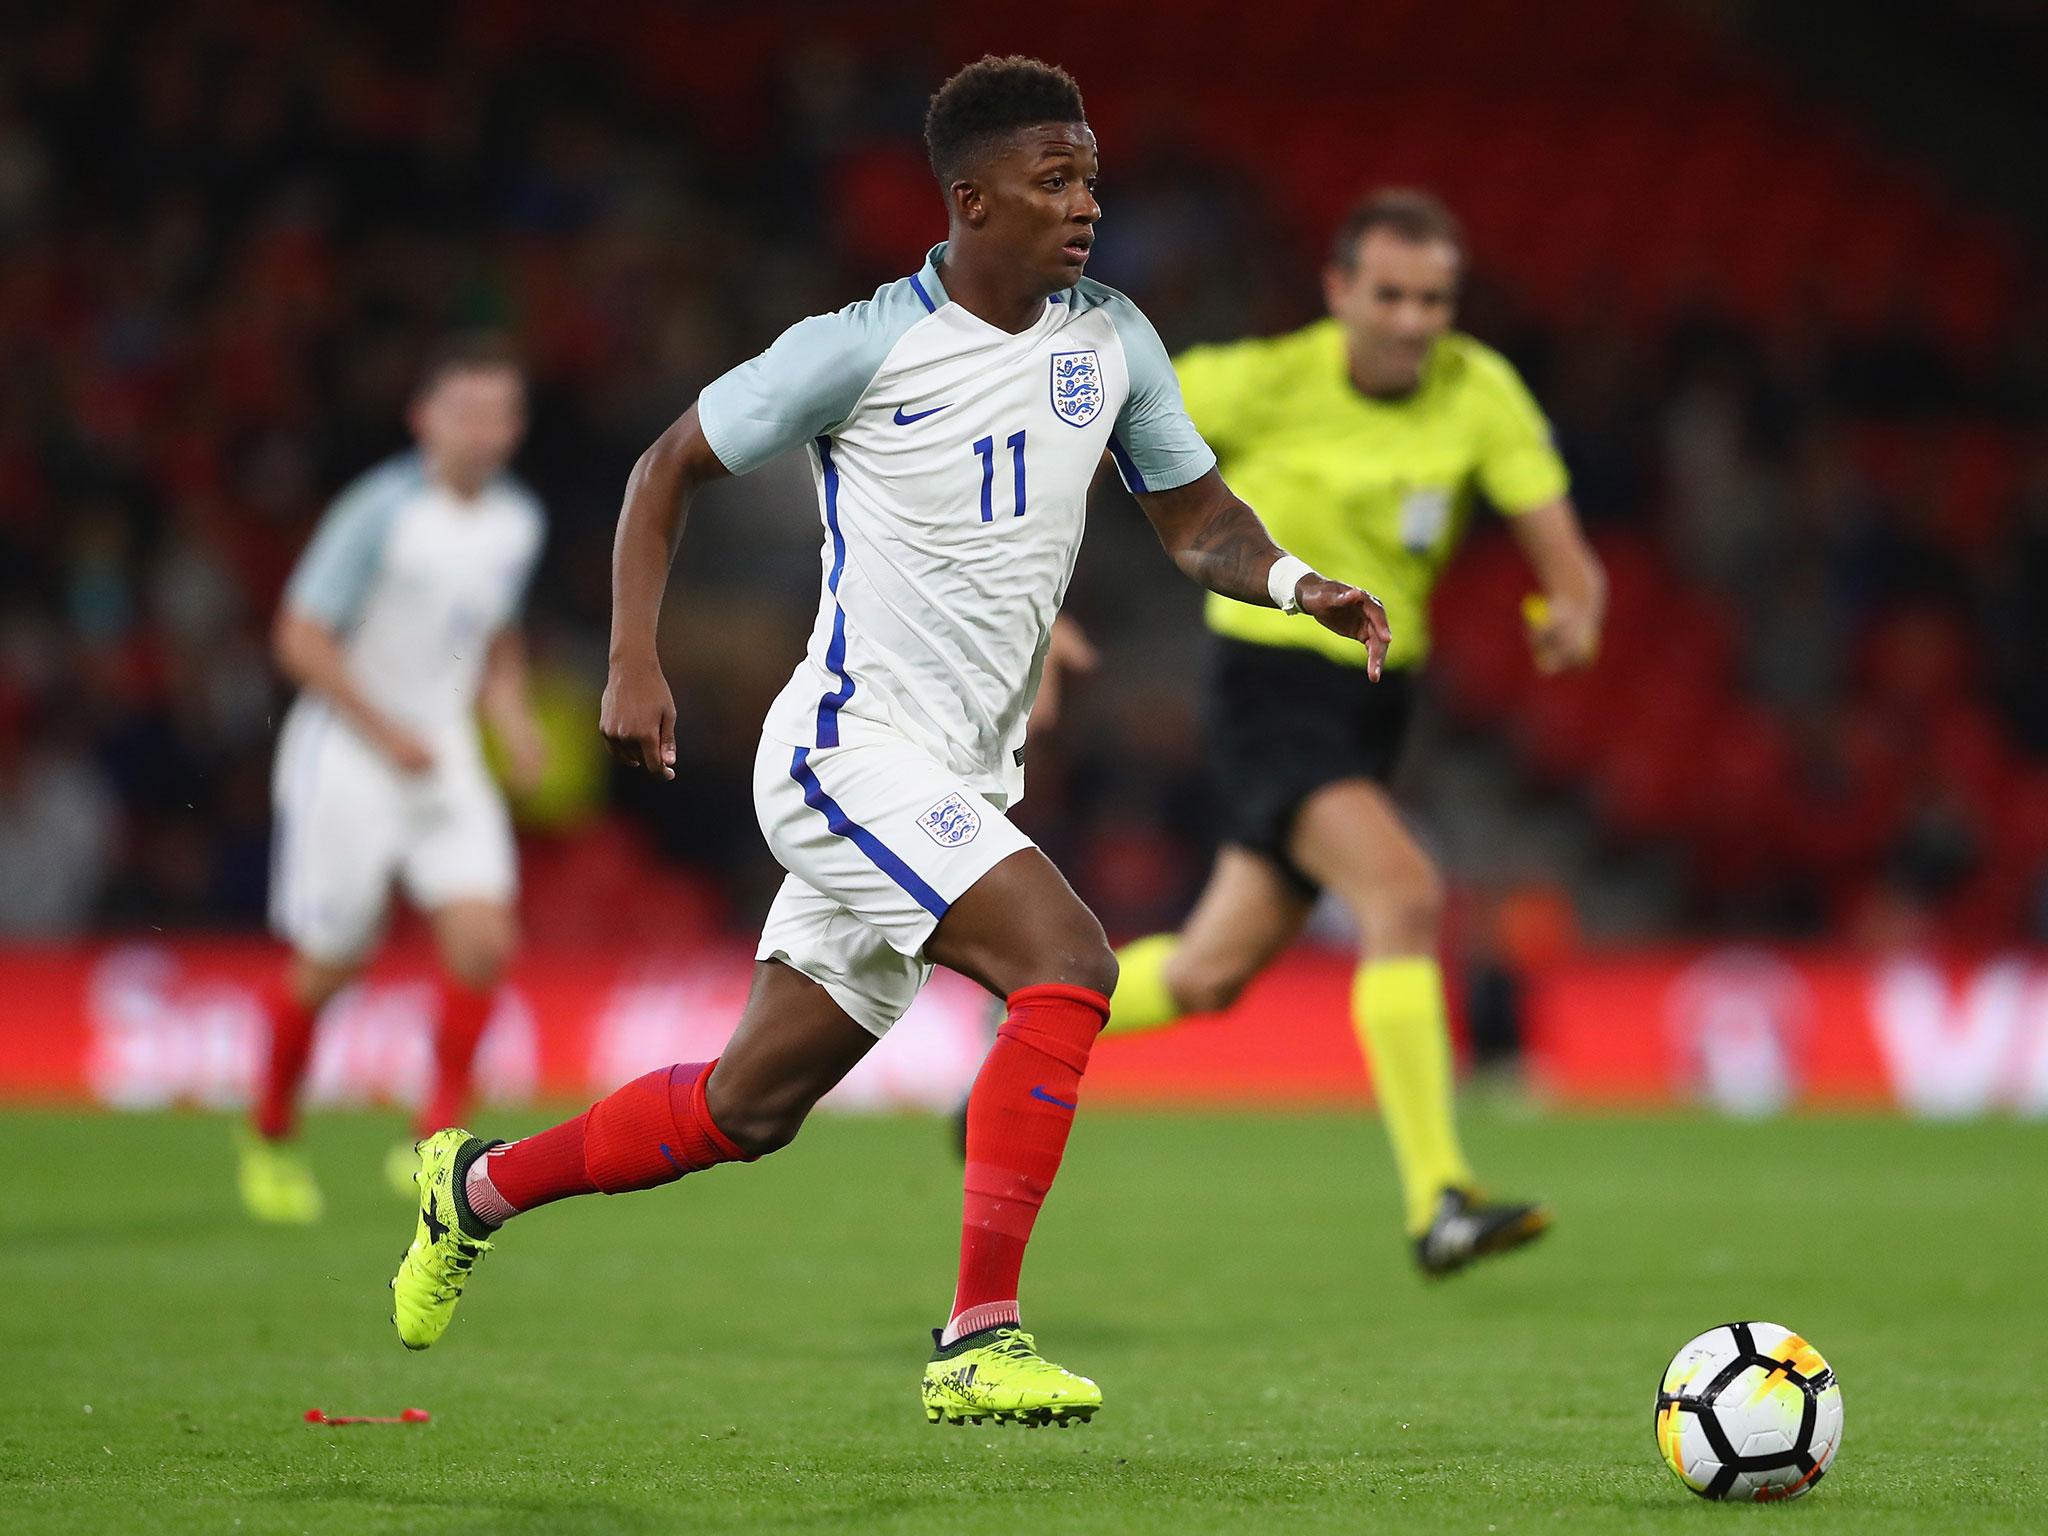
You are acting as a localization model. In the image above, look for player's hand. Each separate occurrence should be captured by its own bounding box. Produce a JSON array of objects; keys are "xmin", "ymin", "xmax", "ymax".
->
[
  {"xmin": 1029, "ymin": 616, "xmax": 1099, "ymax": 732},
  {"xmin": 1524, "ymin": 594, "xmax": 1602, "ymax": 675},
  {"xmin": 375, "ymin": 721, "xmax": 434, "ymax": 776},
  {"xmin": 1298, "ymin": 577, "xmax": 1392, "ymax": 681},
  {"xmin": 600, "ymin": 655, "xmax": 676, "ymax": 780}
]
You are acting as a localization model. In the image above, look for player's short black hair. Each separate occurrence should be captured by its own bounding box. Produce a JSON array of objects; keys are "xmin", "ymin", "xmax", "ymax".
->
[
  {"xmin": 924, "ymin": 55, "xmax": 1086, "ymax": 183},
  {"xmin": 416, "ymin": 331, "xmax": 523, "ymax": 396},
  {"xmin": 1328, "ymin": 188, "xmax": 1466, "ymax": 271}
]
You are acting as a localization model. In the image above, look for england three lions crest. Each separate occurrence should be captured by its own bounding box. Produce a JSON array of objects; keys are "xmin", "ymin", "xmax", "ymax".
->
[
  {"xmin": 919, "ymin": 793, "xmax": 981, "ymax": 848},
  {"xmin": 1049, "ymin": 349, "xmax": 1104, "ymax": 428}
]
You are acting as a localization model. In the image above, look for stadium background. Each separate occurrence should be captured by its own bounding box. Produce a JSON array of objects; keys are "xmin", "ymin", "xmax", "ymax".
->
[{"xmin": 4, "ymin": 0, "xmax": 2048, "ymax": 1119}]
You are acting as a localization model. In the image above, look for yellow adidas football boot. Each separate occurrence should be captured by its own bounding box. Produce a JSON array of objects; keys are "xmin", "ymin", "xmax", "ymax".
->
[
  {"xmin": 236, "ymin": 1127, "xmax": 323, "ymax": 1224},
  {"xmin": 921, "ymin": 1326, "xmax": 1102, "ymax": 1427},
  {"xmin": 389, "ymin": 1128, "xmax": 494, "ymax": 1350}
]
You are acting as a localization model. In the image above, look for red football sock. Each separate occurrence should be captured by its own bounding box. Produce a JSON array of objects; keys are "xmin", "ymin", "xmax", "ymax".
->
[
  {"xmin": 948, "ymin": 983, "xmax": 1109, "ymax": 1342},
  {"xmin": 474, "ymin": 1060, "xmax": 747, "ymax": 1222},
  {"xmin": 253, "ymin": 976, "xmax": 320, "ymax": 1140},
  {"xmin": 416, "ymin": 977, "xmax": 494, "ymax": 1136}
]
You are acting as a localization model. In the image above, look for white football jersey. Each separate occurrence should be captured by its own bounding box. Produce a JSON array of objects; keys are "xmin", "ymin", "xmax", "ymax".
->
[
  {"xmin": 698, "ymin": 242, "xmax": 1215, "ymax": 803},
  {"xmin": 279, "ymin": 451, "xmax": 545, "ymax": 748}
]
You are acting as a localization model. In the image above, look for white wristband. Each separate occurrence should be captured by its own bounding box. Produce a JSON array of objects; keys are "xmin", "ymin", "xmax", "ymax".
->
[{"xmin": 1266, "ymin": 555, "xmax": 1314, "ymax": 615}]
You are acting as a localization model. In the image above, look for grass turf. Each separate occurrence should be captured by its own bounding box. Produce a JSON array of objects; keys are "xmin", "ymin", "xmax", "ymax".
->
[{"xmin": 0, "ymin": 1103, "xmax": 2040, "ymax": 1534}]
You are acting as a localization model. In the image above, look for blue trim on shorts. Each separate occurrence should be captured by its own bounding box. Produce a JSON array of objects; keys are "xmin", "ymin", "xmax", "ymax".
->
[
  {"xmin": 813, "ymin": 438, "xmax": 856, "ymax": 747},
  {"xmin": 788, "ymin": 746, "xmax": 950, "ymax": 920}
]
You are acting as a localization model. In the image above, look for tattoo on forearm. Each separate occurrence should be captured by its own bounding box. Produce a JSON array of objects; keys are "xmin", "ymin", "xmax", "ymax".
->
[{"xmin": 1178, "ymin": 498, "xmax": 1283, "ymax": 604}]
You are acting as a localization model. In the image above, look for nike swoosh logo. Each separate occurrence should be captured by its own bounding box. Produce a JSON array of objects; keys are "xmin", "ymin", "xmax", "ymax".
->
[
  {"xmin": 1029, "ymin": 1085, "xmax": 1078, "ymax": 1111},
  {"xmin": 893, "ymin": 404, "xmax": 951, "ymax": 425}
]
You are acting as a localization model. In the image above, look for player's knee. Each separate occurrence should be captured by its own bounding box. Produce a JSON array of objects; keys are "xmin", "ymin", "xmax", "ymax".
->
[
  {"xmin": 992, "ymin": 915, "xmax": 1117, "ymax": 1000},
  {"xmin": 447, "ymin": 941, "xmax": 512, "ymax": 991},
  {"xmin": 1356, "ymin": 866, "xmax": 1444, "ymax": 954},
  {"xmin": 1084, "ymin": 941, "xmax": 1119, "ymax": 1000},
  {"xmin": 713, "ymin": 1102, "xmax": 807, "ymax": 1159},
  {"xmin": 1172, "ymin": 961, "xmax": 1252, "ymax": 1017},
  {"xmin": 1049, "ymin": 933, "xmax": 1118, "ymax": 1001},
  {"xmin": 704, "ymin": 1079, "xmax": 814, "ymax": 1159},
  {"xmin": 1052, "ymin": 900, "xmax": 1119, "ymax": 997},
  {"xmin": 291, "ymin": 955, "xmax": 362, "ymax": 1011},
  {"xmin": 442, "ymin": 917, "xmax": 517, "ymax": 989}
]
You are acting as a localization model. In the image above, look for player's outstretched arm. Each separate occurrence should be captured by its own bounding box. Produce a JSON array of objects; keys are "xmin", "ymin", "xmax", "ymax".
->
[
  {"xmin": 1135, "ymin": 468, "xmax": 1392, "ymax": 679},
  {"xmin": 1508, "ymin": 496, "xmax": 1606, "ymax": 675},
  {"xmin": 600, "ymin": 404, "xmax": 731, "ymax": 779}
]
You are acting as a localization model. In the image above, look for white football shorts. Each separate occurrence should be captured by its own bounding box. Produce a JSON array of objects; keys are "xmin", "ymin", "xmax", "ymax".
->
[
  {"xmin": 752, "ymin": 731, "xmax": 1034, "ymax": 1036},
  {"xmin": 269, "ymin": 703, "xmax": 517, "ymax": 963}
]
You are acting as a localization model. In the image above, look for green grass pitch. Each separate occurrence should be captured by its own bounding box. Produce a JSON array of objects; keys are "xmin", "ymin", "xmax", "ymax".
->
[{"xmin": 1, "ymin": 1103, "xmax": 2040, "ymax": 1533}]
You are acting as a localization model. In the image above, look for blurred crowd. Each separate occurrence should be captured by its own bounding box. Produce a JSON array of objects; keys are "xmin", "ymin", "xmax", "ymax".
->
[{"xmin": 3, "ymin": 0, "xmax": 2046, "ymax": 947}]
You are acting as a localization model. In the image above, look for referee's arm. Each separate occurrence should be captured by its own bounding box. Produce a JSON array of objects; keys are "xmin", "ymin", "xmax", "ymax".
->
[{"xmin": 1508, "ymin": 496, "xmax": 1606, "ymax": 674}]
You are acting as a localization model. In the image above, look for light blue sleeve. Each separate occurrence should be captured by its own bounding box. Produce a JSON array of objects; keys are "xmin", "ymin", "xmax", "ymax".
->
[
  {"xmin": 1102, "ymin": 296, "xmax": 1218, "ymax": 495},
  {"xmin": 697, "ymin": 281, "xmax": 929, "ymax": 474},
  {"xmin": 283, "ymin": 458, "xmax": 417, "ymax": 629}
]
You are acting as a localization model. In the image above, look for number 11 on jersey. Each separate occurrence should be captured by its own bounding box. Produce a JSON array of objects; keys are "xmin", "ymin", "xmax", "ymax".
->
[{"xmin": 973, "ymin": 430, "xmax": 1027, "ymax": 521}]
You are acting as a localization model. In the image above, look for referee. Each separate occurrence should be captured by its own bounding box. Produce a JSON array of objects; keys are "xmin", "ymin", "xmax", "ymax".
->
[{"xmin": 1107, "ymin": 189, "xmax": 1606, "ymax": 1275}]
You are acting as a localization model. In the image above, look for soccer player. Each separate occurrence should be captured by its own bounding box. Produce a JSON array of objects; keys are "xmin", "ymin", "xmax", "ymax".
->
[
  {"xmin": 1103, "ymin": 190, "xmax": 1606, "ymax": 1276},
  {"xmin": 239, "ymin": 336, "xmax": 547, "ymax": 1224},
  {"xmin": 387, "ymin": 57, "xmax": 1390, "ymax": 1428}
]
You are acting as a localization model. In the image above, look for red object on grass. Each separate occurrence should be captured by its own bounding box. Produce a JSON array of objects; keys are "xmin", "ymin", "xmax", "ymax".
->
[{"xmin": 304, "ymin": 1408, "xmax": 431, "ymax": 1425}]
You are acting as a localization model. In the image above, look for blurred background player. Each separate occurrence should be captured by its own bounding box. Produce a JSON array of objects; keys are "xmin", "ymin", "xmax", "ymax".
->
[
  {"xmin": 239, "ymin": 336, "xmax": 547, "ymax": 1223},
  {"xmin": 1101, "ymin": 190, "xmax": 1607, "ymax": 1274}
]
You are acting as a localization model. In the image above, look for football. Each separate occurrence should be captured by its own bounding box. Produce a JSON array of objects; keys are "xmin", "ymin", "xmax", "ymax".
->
[{"xmin": 1654, "ymin": 1322, "xmax": 1844, "ymax": 1501}]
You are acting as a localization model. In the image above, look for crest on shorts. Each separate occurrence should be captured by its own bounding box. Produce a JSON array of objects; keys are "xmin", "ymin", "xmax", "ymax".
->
[
  {"xmin": 1049, "ymin": 349, "xmax": 1103, "ymax": 427},
  {"xmin": 919, "ymin": 793, "xmax": 982, "ymax": 848}
]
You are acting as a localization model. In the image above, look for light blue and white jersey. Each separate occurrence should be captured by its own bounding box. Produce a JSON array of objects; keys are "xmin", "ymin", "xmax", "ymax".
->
[
  {"xmin": 281, "ymin": 451, "xmax": 546, "ymax": 748},
  {"xmin": 699, "ymin": 242, "xmax": 1214, "ymax": 802}
]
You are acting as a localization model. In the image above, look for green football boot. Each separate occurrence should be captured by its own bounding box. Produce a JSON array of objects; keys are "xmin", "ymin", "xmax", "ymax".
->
[
  {"xmin": 389, "ymin": 1128, "xmax": 496, "ymax": 1350},
  {"xmin": 236, "ymin": 1126, "xmax": 323, "ymax": 1224},
  {"xmin": 921, "ymin": 1325, "xmax": 1102, "ymax": 1427}
]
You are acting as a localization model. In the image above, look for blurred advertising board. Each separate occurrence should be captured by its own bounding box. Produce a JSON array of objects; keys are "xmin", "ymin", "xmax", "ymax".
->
[
  {"xmin": 0, "ymin": 940, "xmax": 2042, "ymax": 1116},
  {"xmin": 1524, "ymin": 946, "xmax": 2048, "ymax": 1117},
  {"xmin": 0, "ymin": 941, "xmax": 993, "ymax": 1114}
]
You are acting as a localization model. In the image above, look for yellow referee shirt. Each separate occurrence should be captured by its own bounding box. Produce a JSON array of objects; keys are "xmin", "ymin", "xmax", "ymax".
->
[{"xmin": 1177, "ymin": 319, "xmax": 1567, "ymax": 670}]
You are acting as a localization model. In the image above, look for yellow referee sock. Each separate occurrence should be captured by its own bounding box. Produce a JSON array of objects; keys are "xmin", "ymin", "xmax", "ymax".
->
[
  {"xmin": 1104, "ymin": 934, "xmax": 1184, "ymax": 1036},
  {"xmin": 1353, "ymin": 956, "xmax": 1475, "ymax": 1235}
]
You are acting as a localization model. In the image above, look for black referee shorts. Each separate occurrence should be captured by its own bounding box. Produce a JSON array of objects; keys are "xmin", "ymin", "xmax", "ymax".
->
[{"xmin": 1204, "ymin": 636, "xmax": 1417, "ymax": 897}]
